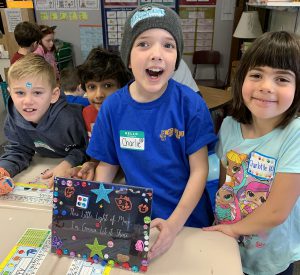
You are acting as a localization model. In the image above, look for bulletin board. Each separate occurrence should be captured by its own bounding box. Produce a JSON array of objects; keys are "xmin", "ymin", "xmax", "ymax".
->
[
  {"xmin": 34, "ymin": 0, "xmax": 217, "ymax": 65},
  {"xmin": 179, "ymin": 6, "xmax": 215, "ymax": 54},
  {"xmin": 102, "ymin": 0, "xmax": 176, "ymax": 52}
]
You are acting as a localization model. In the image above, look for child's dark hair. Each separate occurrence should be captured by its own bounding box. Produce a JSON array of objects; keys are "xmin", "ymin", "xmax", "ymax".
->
[
  {"xmin": 78, "ymin": 47, "xmax": 132, "ymax": 91},
  {"xmin": 231, "ymin": 31, "xmax": 300, "ymax": 128},
  {"xmin": 39, "ymin": 24, "xmax": 56, "ymax": 52},
  {"xmin": 14, "ymin": 22, "xmax": 42, "ymax": 47},
  {"xmin": 60, "ymin": 67, "xmax": 80, "ymax": 92}
]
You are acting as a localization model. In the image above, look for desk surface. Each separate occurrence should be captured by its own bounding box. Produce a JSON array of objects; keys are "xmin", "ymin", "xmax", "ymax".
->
[
  {"xmin": 0, "ymin": 157, "xmax": 243, "ymax": 275},
  {"xmin": 0, "ymin": 200, "xmax": 242, "ymax": 275},
  {"xmin": 198, "ymin": 85, "xmax": 232, "ymax": 111}
]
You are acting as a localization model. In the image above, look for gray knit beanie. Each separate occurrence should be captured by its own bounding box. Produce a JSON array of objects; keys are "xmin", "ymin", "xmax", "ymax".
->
[{"xmin": 120, "ymin": 4, "xmax": 183, "ymax": 71}]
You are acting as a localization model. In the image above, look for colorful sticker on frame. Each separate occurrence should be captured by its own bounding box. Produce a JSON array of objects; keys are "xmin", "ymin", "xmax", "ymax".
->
[
  {"xmin": 180, "ymin": 6, "xmax": 215, "ymax": 54},
  {"xmin": 51, "ymin": 177, "xmax": 153, "ymax": 273}
]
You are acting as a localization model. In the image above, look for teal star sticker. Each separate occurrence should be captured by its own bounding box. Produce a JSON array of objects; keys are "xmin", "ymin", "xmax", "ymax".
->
[
  {"xmin": 91, "ymin": 183, "xmax": 113, "ymax": 203},
  {"xmin": 86, "ymin": 238, "xmax": 106, "ymax": 258}
]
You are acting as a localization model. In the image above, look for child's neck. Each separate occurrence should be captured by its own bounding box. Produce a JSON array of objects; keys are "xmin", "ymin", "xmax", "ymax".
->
[
  {"xmin": 129, "ymin": 81, "xmax": 167, "ymax": 103},
  {"xmin": 18, "ymin": 47, "xmax": 32, "ymax": 55},
  {"xmin": 241, "ymin": 118, "xmax": 277, "ymax": 139}
]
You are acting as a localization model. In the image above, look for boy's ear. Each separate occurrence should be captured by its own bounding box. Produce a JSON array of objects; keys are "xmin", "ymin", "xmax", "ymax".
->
[
  {"xmin": 31, "ymin": 41, "xmax": 39, "ymax": 52},
  {"xmin": 50, "ymin": 87, "xmax": 60, "ymax": 104}
]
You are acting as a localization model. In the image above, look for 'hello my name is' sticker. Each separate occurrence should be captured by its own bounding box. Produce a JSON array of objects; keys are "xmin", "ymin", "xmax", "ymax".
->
[{"xmin": 120, "ymin": 130, "xmax": 145, "ymax": 151}]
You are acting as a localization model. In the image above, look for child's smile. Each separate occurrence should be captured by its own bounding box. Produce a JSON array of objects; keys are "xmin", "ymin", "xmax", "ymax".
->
[{"xmin": 242, "ymin": 66, "xmax": 295, "ymax": 127}]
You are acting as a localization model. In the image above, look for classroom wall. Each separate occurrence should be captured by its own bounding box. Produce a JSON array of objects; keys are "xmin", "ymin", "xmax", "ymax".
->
[
  {"xmin": 268, "ymin": 8, "xmax": 299, "ymax": 33},
  {"xmin": 183, "ymin": 0, "xmax": 235, "ymax": 84},
  {"xmin": 35, "ymin": 10, "xmax": 102, "ymax": 66},
  {"xmin": 35, "ymin": 0, "xmax": 235, "ymax": 83}
]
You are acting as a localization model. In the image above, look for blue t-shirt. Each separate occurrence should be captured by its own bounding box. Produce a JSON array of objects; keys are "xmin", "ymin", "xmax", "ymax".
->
[
  {"xmin": 87, "ymin": 79, "xmax": 217, "ymax": 227},
  {"xmin": 66, "ymin": 95, "xmax": 90, "ymax": 107},
  {"xmin": 216, "ymin": 116, "xmax": 300, "ymax": 275}
]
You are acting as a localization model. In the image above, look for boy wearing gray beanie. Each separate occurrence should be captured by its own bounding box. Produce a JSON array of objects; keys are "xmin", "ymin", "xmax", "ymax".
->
[{"xmin": 87, "ymin": 4, "xmax": 217, "ymax": 265}]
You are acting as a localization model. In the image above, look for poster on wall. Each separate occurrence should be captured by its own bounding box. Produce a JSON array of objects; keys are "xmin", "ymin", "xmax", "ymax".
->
[
  {"xmin": 179, "ymin": 6, "xmax": 215, "ymax": 54},
  {"xmin": 5, "ymin": 8, "xmax": 22, "ymax": 32},
  {"xmin": 34, "ymin": 0, "xmax": 55, "ymax": 10},
  {"xmin": 139, "ymin": 0, "xmax": 175, "ymax": 6},
  {"xmin": 179, "ymin": 0, "xmax": 215, "ymax": 5},
  {"xmin": 78, "ymin": 0, "xmax": 99, "ymax": 9},
  {"xmin": 102, "ymin": 2, "xmax": 176, "ymax": 50},
  {"xmin": 103, "ymin": 0, "xmax": 137, "ymax": 7},
  {"xmin": 56, "ymin": 0, "xmax": 77, "ymax": 9},
  {"xmin": 103, "ymin": 7, "xmax": 134, "ymax": 51},
  {"xmin": 80, "ymin": 24, "xmax": 103, "ymax": 60}
]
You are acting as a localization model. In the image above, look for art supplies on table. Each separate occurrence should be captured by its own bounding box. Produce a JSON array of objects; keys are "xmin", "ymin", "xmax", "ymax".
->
[
  {"xmin": 51, "ymin": 177, "xmax": 153, "ymax": 273},
  {"xmin": 0, "ymin": 169, "xmax": 53, "ymax": 205},
  {"xmin": 0, "ymin": 228, "xmax": 51, "ymax": 274}
]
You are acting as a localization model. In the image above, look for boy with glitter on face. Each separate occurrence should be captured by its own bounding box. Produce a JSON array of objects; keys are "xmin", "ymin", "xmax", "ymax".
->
[
  {"xmin": 0, "ymin": 54, "xmax": 88, "ymax": 194},
  {"xmin": 87, "ymin": 4, "xmax": 217, "ymax": 260}
]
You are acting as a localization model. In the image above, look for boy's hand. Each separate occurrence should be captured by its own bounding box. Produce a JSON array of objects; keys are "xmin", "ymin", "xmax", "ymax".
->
[
  {"xmin": 41, "ymin": 161, "xmax": 72, "ymax": 188},
  {"xmin": 77, "ymin": 161, "xmax": 98, "ymax": 181},
  {"xmin": 147, "ymin": 218, "xmax": 182, "ymax": 261},
  {"xmin": 66, "ymin": 161, "xmax": 98, "ymax": 181},
  {"xmin": 0, "ymin": 168, "xmax": 14, "ymax": 195}
]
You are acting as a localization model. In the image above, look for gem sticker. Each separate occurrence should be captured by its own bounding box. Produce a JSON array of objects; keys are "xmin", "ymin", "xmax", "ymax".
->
[
  {"xmin": 25, "ymin": 82, "xmax": 32, "ymax": 88},
  {"xmin": 76, "ymin": 195, "xmax": 89, "ymax": 209}
]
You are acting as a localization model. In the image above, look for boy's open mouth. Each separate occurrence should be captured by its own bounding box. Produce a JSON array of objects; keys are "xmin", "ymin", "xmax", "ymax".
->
[{"xmin": 146, "ymin": 68, "xmax": 163, "ymax": 78}]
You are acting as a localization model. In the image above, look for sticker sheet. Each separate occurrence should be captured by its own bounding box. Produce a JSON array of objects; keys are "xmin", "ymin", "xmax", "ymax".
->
[
  {"xmin": 51, "ymin": 177, "xmax": 153, "ymax": 273},
  {"xmin": 0, "ymin": 229, "xmax": 51, "ymax": 274}
]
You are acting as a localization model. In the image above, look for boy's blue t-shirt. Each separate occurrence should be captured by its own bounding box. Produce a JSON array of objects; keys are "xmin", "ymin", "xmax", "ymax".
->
[{"xmin": 87, "ymin": 79, "xmax": 217, "ymax": 227}]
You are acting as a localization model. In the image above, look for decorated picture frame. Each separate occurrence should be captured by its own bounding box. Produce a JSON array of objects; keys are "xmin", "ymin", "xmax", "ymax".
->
[{"xmin": 51, "ymin": 177, "xmax": 153, "ymax": 272}]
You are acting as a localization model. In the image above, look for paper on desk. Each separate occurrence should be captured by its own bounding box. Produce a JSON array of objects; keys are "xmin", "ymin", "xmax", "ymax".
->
[
  {"xmin": 0, "ymin": 184, "xmax": 53, "ymax": 205},
  {"xmin": 0, "ymin": 169, "xmax": 53, "ymax": 206},
  {"xmin": 67, "ymin": 258, "xmax": 113, "ymax": 275},
  {"xmin": 0, "ymin": 228, "xmax": 51, "ymax": 274}
]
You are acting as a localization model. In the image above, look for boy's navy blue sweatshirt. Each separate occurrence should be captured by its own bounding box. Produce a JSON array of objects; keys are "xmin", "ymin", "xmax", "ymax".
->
[{"xmin": 0, "ymin": 95, "xmax": 89, "ymax": 177}]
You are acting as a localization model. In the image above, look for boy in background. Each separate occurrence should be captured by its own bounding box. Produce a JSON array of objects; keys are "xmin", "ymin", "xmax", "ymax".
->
[
  {"xmin": 60, "ymin": 67, "xmax": 89, "ymax": 107},
  {"xmin": 87, "ymin": 4, "xmax": 217, "ymax": 260},
  {"xmin": 11, "ymin": 21, "xmax": 42, "ymax": 64},
  {"xmin": 0, "ymin": 54, "xmax": 88, "ymax": 194},
  {"xmin": 67, "ymin": 47, "xmax": 131, "ymax": 180},
  {"xmin": 78, "ymin": 47, "xmax": 132, "ymax": 138}
]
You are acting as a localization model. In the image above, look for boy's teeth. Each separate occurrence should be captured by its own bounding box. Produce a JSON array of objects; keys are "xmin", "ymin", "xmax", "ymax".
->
[{"xmin": 150, "ymin": 68, "xmax": 161, "ymax": 72}]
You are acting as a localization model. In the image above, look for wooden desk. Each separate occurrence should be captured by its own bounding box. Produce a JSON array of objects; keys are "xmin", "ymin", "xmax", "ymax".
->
[
  {"xmin": 0, "ymin": 157, "xmax": 243, "ymax": 275},
  {"xmin": 198, "ymin": 85, "xmax": 232, "ymax": 111},
  {"xmin": 0, "ymin": 201, "xmax": 242, "ymax": 275}
]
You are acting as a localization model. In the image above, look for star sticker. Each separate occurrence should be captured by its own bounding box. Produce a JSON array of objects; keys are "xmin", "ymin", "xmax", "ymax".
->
[
  {"xmin": 86, "ymin": 238, "xmax": 106, "ymax": 259},
  {"xmin": 91, "ymin": 183, "xmax": 113, "ymax": 203}
]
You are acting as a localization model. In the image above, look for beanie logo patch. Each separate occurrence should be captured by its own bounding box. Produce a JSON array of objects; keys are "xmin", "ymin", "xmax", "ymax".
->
[{"xmin": 130, "ymin": 7, "xmax": 165, "ymax": 28}]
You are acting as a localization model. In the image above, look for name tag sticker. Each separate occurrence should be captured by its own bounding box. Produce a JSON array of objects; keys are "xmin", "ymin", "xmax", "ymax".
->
[
  {"xmin": 248, "ymin": 151, "xmax": 276, "ymax": 181},
  {"xmin": 120, "ymin": 130, "xmax": 145, "ymax": 151}
]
